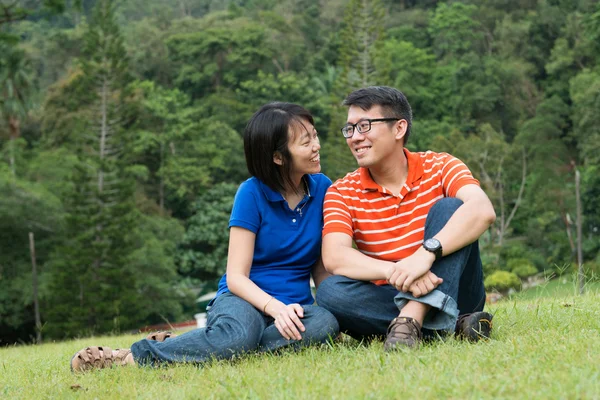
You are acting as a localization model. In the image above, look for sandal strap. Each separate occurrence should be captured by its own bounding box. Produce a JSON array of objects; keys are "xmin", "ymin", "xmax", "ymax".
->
[
  {"xmin": 146, "ymin": 331, "xmax": 176, "ymax": 342},
  {"xmin": 72, "ymin": 346, "xmax": 131, "ymax": 372}
]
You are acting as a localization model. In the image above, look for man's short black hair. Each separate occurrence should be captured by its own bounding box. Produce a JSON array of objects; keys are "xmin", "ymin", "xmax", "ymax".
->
[
  {"xmin": 244, "ymin": 102, "xmax": 314, "ymax": 194},
  {"xmin": 343, "ymin": 86, "xmax": 413, "ymax": 145}
]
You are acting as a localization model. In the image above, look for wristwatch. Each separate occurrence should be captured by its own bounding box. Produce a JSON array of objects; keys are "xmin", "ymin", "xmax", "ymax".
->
[{"xmin": 423, "ymin": 238, "xmax": 443, "ymax": 261}]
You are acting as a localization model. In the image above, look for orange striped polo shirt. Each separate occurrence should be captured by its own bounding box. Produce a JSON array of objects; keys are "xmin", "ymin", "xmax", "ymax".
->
[{"xmin": 323, "ymin": 149, "xmax": 479, "ymax": 285}]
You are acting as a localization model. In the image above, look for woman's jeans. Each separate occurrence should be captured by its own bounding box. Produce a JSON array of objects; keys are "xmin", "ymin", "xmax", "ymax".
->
[
  {"xmin": 131, "ymin": 292, "xmax": 339, "ymax": 366},
  {"xmin": 315, "ymin": 198, "xmax": 486, "ymax": 339}
]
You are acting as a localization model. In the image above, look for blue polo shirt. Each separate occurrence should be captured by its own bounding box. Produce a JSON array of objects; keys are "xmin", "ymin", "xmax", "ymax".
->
[{"xmin": 216, "ymin": 173, "xmax": 332, "ymax": 305}]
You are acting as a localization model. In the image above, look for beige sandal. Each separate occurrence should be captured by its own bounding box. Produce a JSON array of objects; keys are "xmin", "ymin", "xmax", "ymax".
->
[
  {"xmin": 145, "ymin": 331, "xmax": 177, "ymax": 342},
  {"xmin": 70, "ymin": 346, "xmax": 131, "ymax": 373}
]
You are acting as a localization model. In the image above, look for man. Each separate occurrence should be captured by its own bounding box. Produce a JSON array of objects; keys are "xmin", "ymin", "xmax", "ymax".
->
[{"xmin": 316, "ymin": 86, "xmax": 496, "ymax": 350}]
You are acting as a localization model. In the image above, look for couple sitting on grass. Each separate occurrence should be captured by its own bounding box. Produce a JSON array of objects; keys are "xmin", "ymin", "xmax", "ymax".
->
[{"xmin": 71, "ymin": 86, "xmax": 496, "ymax": 372}]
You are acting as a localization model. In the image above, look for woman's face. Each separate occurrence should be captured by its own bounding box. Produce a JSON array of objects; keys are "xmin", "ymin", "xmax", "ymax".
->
[{"xmin": 286, "ymin": 119, "xmax": 321, "ymax": 180}]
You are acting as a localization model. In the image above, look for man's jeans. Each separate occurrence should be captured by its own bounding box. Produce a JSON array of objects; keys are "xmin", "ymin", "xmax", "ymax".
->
[
  {"xmin": 131, "ymin": 292, "xmax": 339, "ymax": 366},
  {"xmin": 316, "ymin": 198, "xmax": 486, "ymax": 339}
]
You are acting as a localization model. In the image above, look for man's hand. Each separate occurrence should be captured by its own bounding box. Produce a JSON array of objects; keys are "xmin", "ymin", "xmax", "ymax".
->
[
  {"xmin": 387, "ymin": 248, "xmax": 436, "ymax": 292},
  {"xmin": 408, "ymin": 271, "xmax": 443, "ymax": 298}
]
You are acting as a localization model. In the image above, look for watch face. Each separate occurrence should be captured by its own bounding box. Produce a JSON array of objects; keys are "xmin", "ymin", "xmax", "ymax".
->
[{"xmin": 424, "ymin": 238, "xmax": 440, "ymax": 249}]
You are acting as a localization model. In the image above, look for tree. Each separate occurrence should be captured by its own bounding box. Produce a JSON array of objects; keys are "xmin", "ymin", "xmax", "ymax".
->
[
  {"xmin": 177, "ymin": 182, "xmax": 238, "ymax": 281},
  {"xmin": 432, "ymin": 124, "xmax": 527, "ymax": 247},
  {"xmin": 0, "ymin": 44, "xmax": 35, "ymax": 176},
  {"xmin": 322, "ymin": 0, "xmax": 386, "ymax": 180},
  {"xmin": 335, "ymin": 0, "xmax": 385, "ymax": 90},
  {"xmin": 427, "ymin": 2, "xmax": 485, "ymax": 60},
  {"xmin": 0, "ymin": 164, "xmax": 63, "ymax": 344},
  {"xmin": 166, "ymin": 15, "xmax": 275, "ymax": 98},
  {"xmin": 43, "ymin": 0, "xmax": 143, "ymax": 337},
  {"xmin": 0, "ymin": 0, "xmax": 65, "ymax": 28},
  {"xmin": 516, "ymin": 96, "xmax": 576, "ymax": 268}
]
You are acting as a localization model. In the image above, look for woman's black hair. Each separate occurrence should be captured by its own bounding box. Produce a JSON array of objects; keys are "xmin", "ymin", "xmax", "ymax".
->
[{"xmin": 244, "ymin": 102, "xmax": 314, "ymax": 194}]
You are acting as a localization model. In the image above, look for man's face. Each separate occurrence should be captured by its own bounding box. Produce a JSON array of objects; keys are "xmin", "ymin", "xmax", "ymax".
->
[{"xmin": 345, "ymin": 105, "xmax": 401, "ymax": 168}]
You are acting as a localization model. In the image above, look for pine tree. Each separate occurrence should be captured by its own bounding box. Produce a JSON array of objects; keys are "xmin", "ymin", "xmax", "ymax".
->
[
  {"xmin": 322, "ymin": 0, "xmax": 386, "ymax": 180},
  {"xmin": 45, "ymin": 0, "xmax": 142, "ymax": 337}
]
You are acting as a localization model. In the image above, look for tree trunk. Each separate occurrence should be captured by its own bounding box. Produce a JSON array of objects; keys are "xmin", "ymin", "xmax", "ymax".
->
[
  {"xmin": 29, "ymin": 232, "xmax": 42, "ymax": 344},
  {"xmin": 98, "ymin": 77, "xmax": 109, "ymax": 193},
  {"xmin": 575, "ymin": 169, "xmax": 584, "ymax": 295},
  {"xmin": 159, "ymin": 141, "xmax": 165, "ymax": 214},
  {"xmin": 8, "ymin": 115, "xmax": 20, "ymax": 176}
]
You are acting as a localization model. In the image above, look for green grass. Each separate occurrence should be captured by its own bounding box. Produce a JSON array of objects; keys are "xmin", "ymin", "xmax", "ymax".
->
[
  {"xmin": 2, "ymin": 292, "xmax": 600, "ymax": 399},
  {"xmin": 515, "ymin": 276, "xmax": 600, "ymax": 300}
]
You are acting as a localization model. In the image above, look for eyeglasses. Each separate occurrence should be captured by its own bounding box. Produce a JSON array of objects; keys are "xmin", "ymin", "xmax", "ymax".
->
[{"xmin": 341, "ymin": 118, "xmax": 400, "ymax": 138}]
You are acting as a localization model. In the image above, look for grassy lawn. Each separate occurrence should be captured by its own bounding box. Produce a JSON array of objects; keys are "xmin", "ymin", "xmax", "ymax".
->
[
  {"xmin": 515, "ymin": 276, "xmax": 600, "ymax": 300},
  {"xmin": 2, "ymin": 291, "xmax": 600, "ymax": 399}
]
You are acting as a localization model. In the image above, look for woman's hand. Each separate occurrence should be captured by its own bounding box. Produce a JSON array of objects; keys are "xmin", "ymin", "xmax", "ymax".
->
[{"xmin": 266, "ymin": 300, "xmax": 305, "ymax": 341}]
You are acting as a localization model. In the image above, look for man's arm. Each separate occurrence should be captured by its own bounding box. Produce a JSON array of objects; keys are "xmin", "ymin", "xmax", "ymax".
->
[
  {"xmin": 434, "ymin": 184, "xmax": 496, "ymax": 256},
  {"xmin": 388, "ymin": 184, "xmax": 496, "ymax": 292},
  {"xmin": 322, "ymin": 232, "xmax": 394, "ymax": 280}
]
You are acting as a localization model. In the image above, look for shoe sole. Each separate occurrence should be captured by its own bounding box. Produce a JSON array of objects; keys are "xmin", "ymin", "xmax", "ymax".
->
[{"xmin": 462, "ymin": 311, "xmax": 493, "ymax": 342}]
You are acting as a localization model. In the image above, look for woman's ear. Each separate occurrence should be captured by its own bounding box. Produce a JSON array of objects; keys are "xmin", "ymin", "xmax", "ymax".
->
[{"xmin": 273, "ymin": 151, "xmax": 283, "ymax": 166}]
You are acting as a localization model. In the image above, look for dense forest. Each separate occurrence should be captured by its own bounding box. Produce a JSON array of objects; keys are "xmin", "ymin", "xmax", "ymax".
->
[{"xmin": 1, "ymin": 0, "xmax": 598, "ymax": 344}]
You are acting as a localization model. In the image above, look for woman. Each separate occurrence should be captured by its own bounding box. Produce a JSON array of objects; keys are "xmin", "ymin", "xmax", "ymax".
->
[{"xmin": 71, "ymin": 102, "xmax": 339, "ymax": 372}]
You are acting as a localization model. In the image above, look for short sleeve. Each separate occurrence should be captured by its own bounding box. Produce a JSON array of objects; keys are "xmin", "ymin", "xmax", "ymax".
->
[
  {"xmin": 229, "ymin": 180, "xmax": 261, "ymax": 233},
  {"xmin": 322, "ymin": 185, "xmax": 354, "ymax": 237},
  {"xmin": 441, "ymin": 154, "xmax": 480, "ymax": 198}
]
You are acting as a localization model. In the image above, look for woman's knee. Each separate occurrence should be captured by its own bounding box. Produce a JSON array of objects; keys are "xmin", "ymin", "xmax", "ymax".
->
[
  {"xmin": 210, "ymin": 313, "xmax": 264, "ymax": 350},
  {"xmin": 301, "ymin": 306, "xmax": 339, "ymax": 343}
]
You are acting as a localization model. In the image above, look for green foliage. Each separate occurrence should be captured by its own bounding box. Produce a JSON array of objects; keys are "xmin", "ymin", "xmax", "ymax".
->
[
  {"xmin": 508, "ymin": 258, "xmax": 538, "ymax": 278},
  {"xmin": 166, "ymin": 17, "xmax": 274, "ymax": 97},
  {"xmin": 177, "ymin": 182, "xmax": 238, "ymax": 281},
  {"xmin": 0, "ymin": 167, "xmax": 64, "ymax": 340},
  {"xmin": 484, "ymin": 270, "xmax": 521, "ymax": 293},
  {"xmin": 428, "ymin": 2, "xmax": 484, "ymax": 59},
  {"xmin": 126, "ymin": 214, "xmax": 188, "ymax": 325},
  {"xmin": 335, "ymin": 0, "xmax": 385, "ymax": 91}
]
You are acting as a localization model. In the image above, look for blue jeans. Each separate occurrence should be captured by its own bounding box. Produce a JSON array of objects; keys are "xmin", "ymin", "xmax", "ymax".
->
[
  {"xmin": 131, "ymin": 292, "xmax": 339, "ymax": 366},
  {"xmin": 316, "ymin": 198, "xmax": 486, "ymax": 338}
]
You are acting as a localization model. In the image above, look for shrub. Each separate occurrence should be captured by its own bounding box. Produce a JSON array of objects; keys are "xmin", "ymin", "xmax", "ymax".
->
[
  {"xmin": 484, "ymin": 271, "xmax": 521, "ymax": 293},
  {"xmin": 508, "ymin": 258, "xmax": 538, "ymax": 279}
]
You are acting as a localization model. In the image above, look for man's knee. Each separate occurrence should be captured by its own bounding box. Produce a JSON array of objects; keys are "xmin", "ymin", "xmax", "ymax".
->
[
  {"xmin": 425, "ymin": 198, "xmax": 464, "ymax": 231},
  {"xmin": 315, "ymin": 275, "xmax": 352, "ymax": 309},
  {"xmin": 302, "ymin": 306, "xmax": 340, "ymax": 343},
  {"xmin": 430, "ymin": 197, "xmax": 463, "ymax": 216}
]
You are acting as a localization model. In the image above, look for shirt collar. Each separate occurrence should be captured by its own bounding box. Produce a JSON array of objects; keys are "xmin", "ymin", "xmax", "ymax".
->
[
  {"xmin": 358, "ymin": 148, "xmax": 423, "ymax": 191},
  {"xmin": 259, "ymin": 175, "xmax": 315, "ymax": 202}
]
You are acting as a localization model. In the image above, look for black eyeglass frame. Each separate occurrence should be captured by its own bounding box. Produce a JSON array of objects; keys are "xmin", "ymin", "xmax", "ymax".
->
[{"xmin": 341, "ymin": 118, "xmax": 400, "ymax": 138}]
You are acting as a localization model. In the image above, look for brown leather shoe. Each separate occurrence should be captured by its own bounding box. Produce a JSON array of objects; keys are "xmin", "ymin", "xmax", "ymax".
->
[
  {"xmin": 384, "ymin": 316, "xmax": 422, "ymax": 351},
  {"xmin": 455, "ymin": 312, "xmax": 493, "ymax": 342}
]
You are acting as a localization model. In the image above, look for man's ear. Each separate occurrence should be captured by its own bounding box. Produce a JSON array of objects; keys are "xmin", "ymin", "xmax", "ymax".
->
[
  {"xmin": 394, "ymin": 119, "xmax": 408, "ymax": 142},
  {"xmin": 273, "ymin": 151, "xmax": 283, "ymax": 166}
]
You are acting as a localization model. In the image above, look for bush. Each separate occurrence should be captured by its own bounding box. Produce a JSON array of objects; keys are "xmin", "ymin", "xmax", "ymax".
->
[
  {"xmin": 484, "ymin": 271, "xmax": 521, "ymax": 293},
  {"xmin": 508, "ymin": 258, "xmax": 538, "ymax": 279}
]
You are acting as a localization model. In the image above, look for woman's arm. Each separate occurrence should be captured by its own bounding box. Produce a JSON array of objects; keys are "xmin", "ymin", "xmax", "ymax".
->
[{"xmin": 226, "ymin": 227, "xmax": 305, "ymax": 340}]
